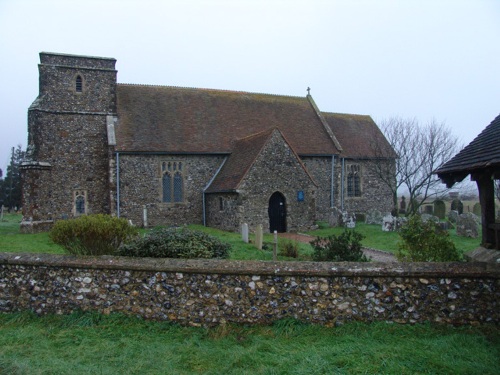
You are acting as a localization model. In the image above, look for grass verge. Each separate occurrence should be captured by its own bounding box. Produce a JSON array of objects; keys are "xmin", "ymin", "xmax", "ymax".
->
[{"xmin": 0, "ymin": 311, "xmax": 498, "ymax": 375}]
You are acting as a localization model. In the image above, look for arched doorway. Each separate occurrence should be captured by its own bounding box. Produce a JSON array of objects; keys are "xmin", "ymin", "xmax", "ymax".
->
[{"xmin": 268, "ymin": 192, "xmax": 287, "ymax": 233}]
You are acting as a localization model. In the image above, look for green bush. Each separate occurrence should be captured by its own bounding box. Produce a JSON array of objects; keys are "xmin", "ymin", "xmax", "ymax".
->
[
  {"xmin": 118, "ymin": 227, "xmax": 231, "ymax": 259},
  {"xmin": 396, "ymin": 215, "xmax": 461, "ymax": 262},
  {"xmin": 50, "ymin": 215, "xmax": 139, "ymax": 256},
  {"xmin": 278, "ymin": 239, "xmax": 299, "ymax": 258},
  {"xmin": 310, "ymin": 229, "xmax": 368, "ymax": 262}
]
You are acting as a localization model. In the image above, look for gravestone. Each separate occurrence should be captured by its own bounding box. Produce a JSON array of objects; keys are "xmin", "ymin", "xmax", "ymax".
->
[
  {"xmin": 399, "ymin": 196, "xmax": 406, "ymax": 215},
  {"xmin": 436, "ymin": 221, "xmax": 451, "ymax": 231},
  {"xmin": 472, "ymin": 202, "xmax": 481, "ymax": 216},
  {"xmin": 255, "ymin": 224, "xmax": 263, "ymax": 250},
  {"xmin": 382, "ymin": 214, "xmax": 395, "ymax": 231},
  {"xmin": 448, "ymin": 210, "xmax": 459, "ymax": 223},
  {"xmin": 421, "ymin": 213, "xmax": 439, "ymax": 223},
  {"xmin": 143, "ymin": 205, "xmax": 148, "ymax": 228},
  {"xmin": 456, "ymin": 213, "xmax": 479, "ymax": 238},
  {"xmin": 433, "ymin": 200, "xmax": 446, "ymax": 220},
  {"xmin": 451, "ymin": 199, "xmax": 464, "ymax": 215},
  {"xmin": 241, "ymin": 223, "xmax": 249, "ymax": 243},
  {"xmin": 424, "ymin": 205, "xmax": 434, "ymax": 215},
  {"xmin": 365, "ymin": 209, "xmax": 383, "ymax": 225},
  {"xmin": 328, "ymin": 207, "xmax": 342, "ymax": 227},
  {"xmin": 346, "ymin": 215, "xmax": 356, "ymax": 229}
]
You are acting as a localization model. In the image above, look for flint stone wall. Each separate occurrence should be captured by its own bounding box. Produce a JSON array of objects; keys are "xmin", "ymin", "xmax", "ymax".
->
[{"xmin": 1, "ymin": 253, "xmax": 498, "ymax": 326}]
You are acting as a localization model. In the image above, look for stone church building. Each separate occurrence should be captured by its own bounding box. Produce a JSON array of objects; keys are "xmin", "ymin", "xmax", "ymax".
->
[{"xmin": 21, "ymin": 52, "xmax": 396, "ymax": 233}]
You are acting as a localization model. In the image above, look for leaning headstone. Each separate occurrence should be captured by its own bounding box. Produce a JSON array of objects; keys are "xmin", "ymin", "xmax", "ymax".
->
[
  {"xmin": 241, "ymin": 223, "xmax": 249, "ymax": 243},
  {"xmin": 433, "ymin": 200, "xmax": 446, "ymax": 220},
  {"xmin": 456, "ymin": 213, "xmax": 479, "ymax": 238},
  {"xmin": 472, "ymin": 202, "xmax": 481, "ymax": 217},
  {"xmin": 366, "ymin": 209, "xmax": 383, "ymax": 225}
]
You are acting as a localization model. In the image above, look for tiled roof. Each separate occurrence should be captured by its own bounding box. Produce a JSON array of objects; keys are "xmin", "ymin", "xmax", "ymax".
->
[
  {"xmin": 322, "ymin": 113, "xmax": 397, "ymax": 158},
  {"xmin": 435, "ymin": 114, "xmax": 500, "ymax": 183},
  {"xmin": 115, "ymin": 84, "xmax": 340, "ymax": 155},
  {"xmin": 205, "ymin": 128, "xmax": 316, "ymax": 193},
  {"xmin": 205, "ymin": 129, "xmax": 274, "ymax": 193}
]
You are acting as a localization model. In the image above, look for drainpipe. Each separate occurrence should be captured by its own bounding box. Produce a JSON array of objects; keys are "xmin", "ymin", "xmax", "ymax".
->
[
  {"xmin": 330, "ymin": 155, "xmax": 335, "ymax": 208},
  {"xmin": 202, "ymin": 157, "xmax": 227, "ymax": 226},
  {"xmin": 116, "ymin": 152, "xmax": 120, "ymax": 217},
  {"xmin": 341, "ymin": 157, "xmax": 345, "ymax": 211}
]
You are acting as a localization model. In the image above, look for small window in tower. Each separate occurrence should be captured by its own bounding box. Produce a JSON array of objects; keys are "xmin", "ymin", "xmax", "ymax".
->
[
  {"xmin": 74, "ymin": 190, "xmax": 87, "ymax": 216},
  {"xmin": 75, "ymin": 75, "xmax": 83, "ymax": 92}
]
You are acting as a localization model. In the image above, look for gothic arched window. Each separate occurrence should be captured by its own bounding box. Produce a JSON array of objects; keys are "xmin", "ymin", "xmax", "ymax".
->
[{"xmin": 161, "ymin": 161, "xmax": 184, "ymax": 203}]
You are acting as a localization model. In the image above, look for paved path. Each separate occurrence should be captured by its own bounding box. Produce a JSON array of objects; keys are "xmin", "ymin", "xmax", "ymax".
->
[{"xmin": 279, "ymin": 232, "xmax": 398, "ymax": 263}]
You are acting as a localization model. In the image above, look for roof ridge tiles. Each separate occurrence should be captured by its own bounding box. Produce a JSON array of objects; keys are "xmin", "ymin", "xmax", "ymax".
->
[
  {"xmin": 117, "ymin": 83, "xmax": 305, "ymax": 99},
  {"xmin": 322, "ymin": 111, "xmax": 371, "ymax": 118}
]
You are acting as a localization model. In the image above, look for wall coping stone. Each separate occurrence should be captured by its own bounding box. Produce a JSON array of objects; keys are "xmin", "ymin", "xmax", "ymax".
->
[{"xmin": 1, "ymin": 252, "xmax": 499, "ymax": 278}]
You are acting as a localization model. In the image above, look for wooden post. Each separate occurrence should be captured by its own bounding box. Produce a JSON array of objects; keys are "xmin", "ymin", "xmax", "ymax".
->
[
  {"xmin": 475, "ymin": 174, "xmax": 496, "ymax": 248},
  {"xmin": 273, "ymin": 230, "xmax": 278, "ymax": 261}
]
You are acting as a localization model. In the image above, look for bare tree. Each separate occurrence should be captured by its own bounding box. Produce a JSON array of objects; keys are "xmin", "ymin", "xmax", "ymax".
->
[
  {"xmin": 370, "ymin": 117, "xmax": 461, "ymax": 215},
  {"xmin": 368, "ymin": 116, "xmax": 415, "ymax": 214}
]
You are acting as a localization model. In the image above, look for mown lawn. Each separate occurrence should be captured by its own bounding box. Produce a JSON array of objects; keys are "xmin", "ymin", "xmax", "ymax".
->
[
  {"xmin": 0, "ymin": 311, "xmax": 498, "ymax": 375},
  {"xmin": 0, "ymin": 213, "xmax": 481, "ymax": 258}
]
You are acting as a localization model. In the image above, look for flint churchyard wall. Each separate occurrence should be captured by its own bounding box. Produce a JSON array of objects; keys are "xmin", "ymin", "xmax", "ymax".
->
[{"xmin": 1, "ymin": 253, "xmax": 498, "ymax": 327}]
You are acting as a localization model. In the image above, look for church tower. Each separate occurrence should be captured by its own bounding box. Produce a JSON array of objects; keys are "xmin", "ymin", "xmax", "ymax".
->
[{"xmin": 21, "ymin": 52, "xmax": 117, "ymax": 232}]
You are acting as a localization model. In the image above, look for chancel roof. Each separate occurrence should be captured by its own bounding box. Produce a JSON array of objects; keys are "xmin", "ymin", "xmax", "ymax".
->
[
  {"xmin": 322, "ymin": 113, "xmax": 397, "ymax": 159},
  {"xmin": 435, "ymin": 114, "xmax": 500, "ymax": 186},
  {"xmin": 115, "ymin": 84, "xmax": 340, "ymax": 155}
]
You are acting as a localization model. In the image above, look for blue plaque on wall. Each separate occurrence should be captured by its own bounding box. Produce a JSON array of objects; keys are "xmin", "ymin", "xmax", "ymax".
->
[{"xmin": 297, "ymin": 191, "xmax": 304, "ymax": 202}]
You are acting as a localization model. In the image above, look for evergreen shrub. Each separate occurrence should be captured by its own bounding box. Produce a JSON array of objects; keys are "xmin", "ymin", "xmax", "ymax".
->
[
  {"xmin": 278, "ymin": 239, "xmax": 299, "ymax": 258},
  {"xmin": 50, "ymin": 214, "xmax": 139, "ymax": 256},
  {"xmin": 310, "ymin": 229, "xmax": 368, "ymax": 262},
  {"xmin": 396, "ymin": 214, "xmax": 461, "ymax": 262},
  {"xmin": 118, "ymin": 227, "xmax": 230, "ymax": 259}
]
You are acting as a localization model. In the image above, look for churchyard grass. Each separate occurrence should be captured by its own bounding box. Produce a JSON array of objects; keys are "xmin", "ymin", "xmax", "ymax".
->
[
  {"xmin": 0, "ymin": 311, "xmax": 498, "ymax": 375},
  {"xmin": 0, "ymin": 213, "xmax": 64, "ymax": 254},
  {"xmin": 0, "ymin": 213, "xmax": 482, "ymax": 258}
]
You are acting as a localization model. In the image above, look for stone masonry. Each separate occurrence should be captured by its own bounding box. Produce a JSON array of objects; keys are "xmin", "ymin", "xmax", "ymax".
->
[{"xmin": 1, "ymin": 253, "xmax": 498, "ymax": 327}]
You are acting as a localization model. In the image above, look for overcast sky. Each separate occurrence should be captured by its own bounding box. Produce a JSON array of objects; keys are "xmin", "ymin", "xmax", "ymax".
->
[{"xmin": 1, "ymin": 0, "xmax": 499, "ymax": 174}]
